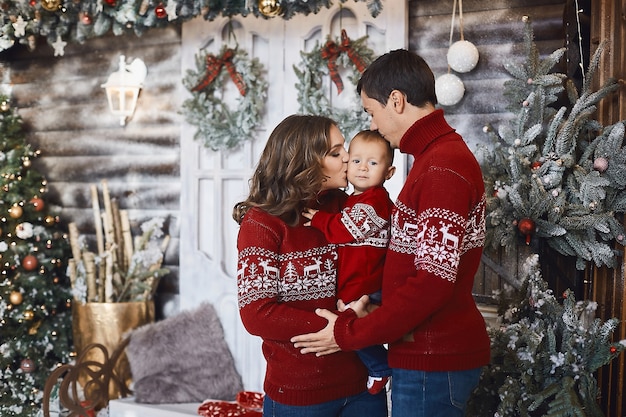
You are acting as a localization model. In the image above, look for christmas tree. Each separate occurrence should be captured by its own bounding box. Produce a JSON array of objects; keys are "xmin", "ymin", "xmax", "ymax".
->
[
  {"xmin": 0, "ymin": 96, "xmax": 73, "ymax": 416},
  {"xmin": 478, "ymin": 17, "xmax": 626, "ymax": 270},
  {"xmin": 467, "ymin": 255, "xmax": 626, "ymax": 417}
]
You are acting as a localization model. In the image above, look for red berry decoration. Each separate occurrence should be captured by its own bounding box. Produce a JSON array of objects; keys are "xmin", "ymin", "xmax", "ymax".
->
[
  {"xmin": 155, "ymin": 3, "xmax": 167, "ymax": 18},
  {"xmin": 531, "ymin": 161, "xmax": 542, "ymax": 170},
  {"xmin": 517, "ymin": 217, "xmax": 536, "ymax": 245},
  {"xmin": 30, "ymin": 197, "xmax": 45, "ymax": 212},
  {"xmin": 22, "ymin": 254, "xmax": 38, "ymax": 271}
]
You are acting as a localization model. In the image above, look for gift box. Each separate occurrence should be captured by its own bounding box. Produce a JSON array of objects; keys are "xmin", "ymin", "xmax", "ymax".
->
[{"xmin": 198, "ymin": 391, "xmax": 263, "ymax": 417}]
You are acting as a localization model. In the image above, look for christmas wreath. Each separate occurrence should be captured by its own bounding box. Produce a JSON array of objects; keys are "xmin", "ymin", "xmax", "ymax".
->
[
  {"xmin": 294, "ymin": 30, "xmax": 376, "ymax": 140},
  {"xmin": 182, "ymin": 46, "xmax": 268, "ymax": 151}
]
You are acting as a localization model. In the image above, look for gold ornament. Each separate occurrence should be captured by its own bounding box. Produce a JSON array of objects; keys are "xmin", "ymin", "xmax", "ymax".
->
[
  {"xmin": 41, "ymin": 0, "xmax": 61, "ymax": 11},
  {"xmin": 44, "ymin": 215, "xmax": 56, "ymax": 225},
  {"xmin": 258, "ymin": 0, "xmax": 281, "ymax": 17},
  {"xmin": 8, "ymin": 205, "xmax": 23, "ymax": 219},
  {"xmin": 23, "ymin": 309, "xmax": 35, "ymax": 320},
  {"xmin": 10, "ymin": 291, "xmax": 23, "ymax": 305}
]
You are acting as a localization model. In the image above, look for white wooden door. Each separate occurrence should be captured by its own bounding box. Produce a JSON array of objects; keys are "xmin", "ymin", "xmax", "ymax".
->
[{"xmin": 180, "ymin": 1, "xmax": 407, "ymax": 392}]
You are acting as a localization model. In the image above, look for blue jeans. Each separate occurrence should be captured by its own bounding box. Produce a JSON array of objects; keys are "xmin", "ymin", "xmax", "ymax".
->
[
  {"xmin": 357, "ymin": 290, "xmax": 391, "ymax": 378},
  {"xmin": 390, "ymin": 367, "xmax": 482, "ymax": 417},
  {"xmin": 357, "ymin": 344, "xmax": 391, "ymax": 378},
  {"xmin": 262, "ymin": 390, "xmax": 387, "ymax": 417}
]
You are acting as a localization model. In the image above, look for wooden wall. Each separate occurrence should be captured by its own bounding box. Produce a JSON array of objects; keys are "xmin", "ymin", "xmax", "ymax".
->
[
  {"xmin": 0, "ymin": 27, "xmax": 183, "ymax": 318},
  {"xmin": 590, "ymin": 0, "xmax": 626, "ymax": 414}
]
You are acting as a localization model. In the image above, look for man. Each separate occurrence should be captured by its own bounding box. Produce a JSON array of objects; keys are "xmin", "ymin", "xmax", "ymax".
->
[{"xmin": 292, "ymin": 49, "xmax": 490, "ymax": 417}]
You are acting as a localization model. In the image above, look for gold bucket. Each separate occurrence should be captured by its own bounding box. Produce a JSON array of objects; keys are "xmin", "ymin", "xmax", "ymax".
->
[{"xmin": 72, "ymin": 301, "xmax": 155, "ymax": 402}]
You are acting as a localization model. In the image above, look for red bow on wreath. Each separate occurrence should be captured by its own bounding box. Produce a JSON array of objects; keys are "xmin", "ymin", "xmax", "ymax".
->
[
  {"xmin": 320, "ymin": 29, "xmax": 367, "ymax": 94},
  {"xmin": 192, "ymin": 48, "xmax": 247, "ymax": 96}
]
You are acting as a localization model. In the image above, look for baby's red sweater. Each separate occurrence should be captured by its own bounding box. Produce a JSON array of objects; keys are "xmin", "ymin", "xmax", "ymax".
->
[
  {"xmin": 335, "ymin": 110, "xmax": 491, "ymax": 372},
  {"xmin": 310, "ymin": 185, "xmax": 393, "ymax": 303}
]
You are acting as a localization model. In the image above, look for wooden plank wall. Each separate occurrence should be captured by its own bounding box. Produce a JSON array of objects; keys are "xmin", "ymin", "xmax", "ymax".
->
[
  {"xmin": 590, "ymin": 0, "xmax": 626, "ymax": 414},
  {"xmin": 0, "ymin": 27, "xmax": 183, "ymax": 318}
]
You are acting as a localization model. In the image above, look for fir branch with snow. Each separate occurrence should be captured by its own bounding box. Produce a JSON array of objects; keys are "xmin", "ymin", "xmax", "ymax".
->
[
  {"xmin": 467, "ymin": 255, "xmax": 626, "ymax": 417},
  {"xmin": 478, "ymin": 18, "xmax": 626, "ymax": 270}
]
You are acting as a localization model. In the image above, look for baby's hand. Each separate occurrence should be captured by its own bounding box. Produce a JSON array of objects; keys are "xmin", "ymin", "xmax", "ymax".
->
[{"xmin": 302, "ymin": 208, "xmax": 319, "ymax": 226}]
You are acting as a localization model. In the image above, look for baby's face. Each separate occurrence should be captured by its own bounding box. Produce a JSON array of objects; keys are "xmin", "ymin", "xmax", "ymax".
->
[{"xmin": 347, "ymin": 138, "xmax": 393, "ymax": 194}]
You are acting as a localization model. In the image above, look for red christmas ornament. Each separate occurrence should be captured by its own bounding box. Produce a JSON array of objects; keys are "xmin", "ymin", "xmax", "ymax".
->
[
  {"xmin": 22, "ymin": 254, "xmax": 38, "ymax": 271},
  {"xmin": 610, "ymin": 346, "xmax": 618, "ymax": 354},
  {"xmin": 20, "ymin": 358, "xmax": 35, "ymax": 373},
  {"xmin": 155, "ymin": 4, "xmax": 167, "ymax": 18},
  {"xmin": 104, "ymin": 0, "xmax": 116, "ymax": 6},
  {"xmin": 81, "ymin": 13, "xmax": 93, "ymax": 25},
  {"xmin": 517, "ymin": 217, "xmax": 536, "ymax": 245},
  {"xmin": 30, "ymin": 197, "xmax": 45, "ymax": 212},
  {"xmin": 531, "ymin": 161, "xmax": 542, "ymax": 170}
]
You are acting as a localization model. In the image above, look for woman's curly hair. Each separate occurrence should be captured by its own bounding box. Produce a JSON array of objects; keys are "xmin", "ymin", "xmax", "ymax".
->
[{"xmin": 233, "ymin": 114, "xmax": 337, "ymax": 226}]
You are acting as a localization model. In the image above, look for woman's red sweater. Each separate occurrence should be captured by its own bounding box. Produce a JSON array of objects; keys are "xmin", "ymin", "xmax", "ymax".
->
[{"xmin": 236, "ymin": 190, "xmax": 369, "ymax": 405}]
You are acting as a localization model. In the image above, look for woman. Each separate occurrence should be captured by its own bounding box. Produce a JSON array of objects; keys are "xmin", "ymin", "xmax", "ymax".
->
[{"xmin": 232, "ymin": 115, "xmax": 388, "ymax": 417}]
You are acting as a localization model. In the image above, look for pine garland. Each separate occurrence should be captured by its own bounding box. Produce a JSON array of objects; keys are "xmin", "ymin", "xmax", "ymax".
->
[
  {"xmin": 293, "ymin": 30, "xmax": 376, "ymax": 141},
  {"xmin": 478, "ymin": 18, "xmax": 626, "ymax": 270},
  {"xmin": 467, "ymin": 255, "xmax": 626, "ymax": 417},
  {"xmin": 181, "ymin": 46, "xmax": 267, "ymax": 151},
  {"xmin": 0, "ymin": 0, "xmax": 383, "ymax": 54}
]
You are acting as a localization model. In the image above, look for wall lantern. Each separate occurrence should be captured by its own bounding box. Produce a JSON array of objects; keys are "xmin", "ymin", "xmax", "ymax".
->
[{"xmin": 102, "ymin": 55, "xmax": 147, "ymax": 126}]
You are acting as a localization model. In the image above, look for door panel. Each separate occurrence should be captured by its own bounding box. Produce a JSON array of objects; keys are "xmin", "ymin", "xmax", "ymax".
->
[{"xmin": 180, "ymin": 1, "xmax": 407, "ymax": 391}]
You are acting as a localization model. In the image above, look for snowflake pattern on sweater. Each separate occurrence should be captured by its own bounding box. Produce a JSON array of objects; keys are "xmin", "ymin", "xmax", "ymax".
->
[
  {"xmin": 389, "ymin": 196, "xmax": 486, "ymax": 282},
  {"xmin": 237, "ymin": 245, "xmax": 337, "ymax": 307}
]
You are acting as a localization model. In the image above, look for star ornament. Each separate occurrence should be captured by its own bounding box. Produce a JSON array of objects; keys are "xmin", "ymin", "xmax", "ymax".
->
[
  {"xmin": 165, "ymin": 0, "xmax": 178, "ymax": 21},
  {"xmin": 52, "ymin": 36, "xmax": 67, "ymax": 56},
  {"xmin": 12, "ymin": 16, "xmax": 28, "ymax": 38}
]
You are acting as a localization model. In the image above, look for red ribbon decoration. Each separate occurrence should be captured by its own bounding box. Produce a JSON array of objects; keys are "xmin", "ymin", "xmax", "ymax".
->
[
  {"xmin": 192, "ymin": 48, "xmax": 247, "ymax": 96},
  {"xmin": 320, "ymin": 29, "xmax": 368, "ymax": 94}
]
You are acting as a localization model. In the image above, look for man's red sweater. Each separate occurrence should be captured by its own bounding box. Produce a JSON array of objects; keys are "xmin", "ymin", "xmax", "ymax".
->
[
  {"xmin": 310, "ymin": 185, "xmax": 393, "ymax": 303},
  {"xmin": 335, "ymin": 110, "xmax": 491, "ymax": 372},
  {"xmin": 236, "ymin": 190, "xmax": 369, "ymax": 405}
]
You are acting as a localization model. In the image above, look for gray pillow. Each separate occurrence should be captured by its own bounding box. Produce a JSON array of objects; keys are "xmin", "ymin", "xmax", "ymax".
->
[{"xmin": 126, "ymin": 302, "xmax": 244, "ymax": 404}]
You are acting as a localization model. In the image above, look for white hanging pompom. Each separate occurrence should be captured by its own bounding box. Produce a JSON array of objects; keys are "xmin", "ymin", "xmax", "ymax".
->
[
  {"xmin": 447, "ymin": 40, "xmax": 479, "ymax": 73},
  {"xmin": 435, "ymin": 73, "xmax": 465, "ymax": 106}
]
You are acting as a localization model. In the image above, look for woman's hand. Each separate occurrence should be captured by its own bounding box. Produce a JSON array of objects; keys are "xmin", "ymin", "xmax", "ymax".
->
[
  {"xmin": 301, "ymin": 208, "xmax": 319, "ymax": 226},
  {"xmin": 291, "ymin": 308, "xmax": 340, "ymax": 356}
]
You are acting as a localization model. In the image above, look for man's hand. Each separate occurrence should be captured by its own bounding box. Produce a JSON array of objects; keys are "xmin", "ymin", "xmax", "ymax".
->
[
  {"xmin": 291, "ymin": 308, "xmax": 340, "ymax": 356},
  {"xmin": 341, "ymin": 294, "xmax": 375, "ymax": 318},
  {"xmin": 301, "ymin": 208, "xmax": 319, "ymax": 227}
]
